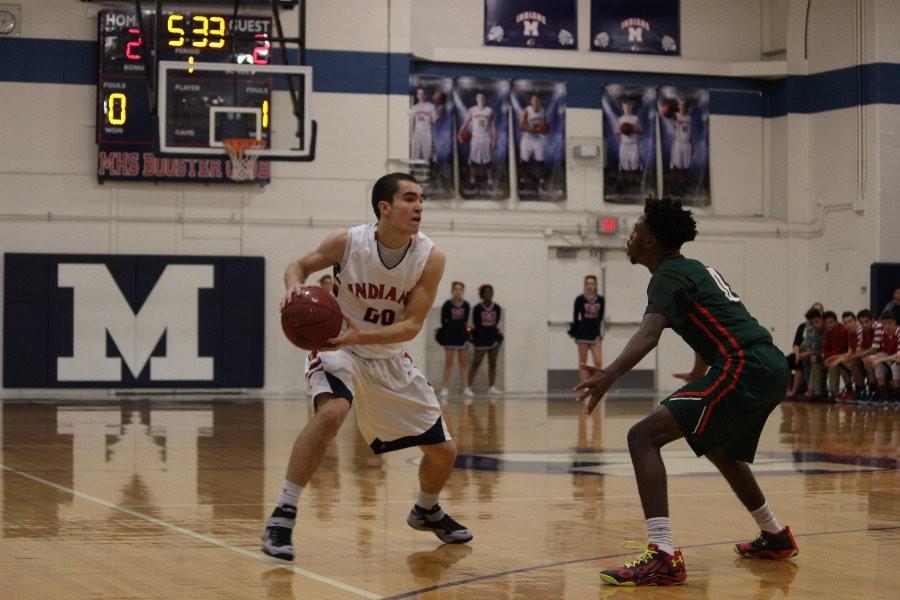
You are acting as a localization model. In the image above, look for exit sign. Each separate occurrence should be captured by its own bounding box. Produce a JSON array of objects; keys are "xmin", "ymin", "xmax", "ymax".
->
[{"xmin": 597, "ymin": 216, "xmax": 618, "ymax": 234}]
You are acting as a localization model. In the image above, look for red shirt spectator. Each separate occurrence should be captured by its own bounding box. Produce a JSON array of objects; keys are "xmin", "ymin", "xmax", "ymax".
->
[
  {"xmin": 822, "ymin": 322, "xmax": 849, "ymax": 360},
  {"xmin": 882, "ymin": 325, "xmax": 899, "ymax": 355},
  {"xmin": 847, "ymin": 324, "xmax": 860, "ymax": 351},
  {"xmin": 860, "ymin": 322, "xmax": 876, "ymax": 350}
]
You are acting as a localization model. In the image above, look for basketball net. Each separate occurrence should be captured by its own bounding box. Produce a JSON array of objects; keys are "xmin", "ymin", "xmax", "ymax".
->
[{"xmin": 223, "ymin": 138, "xmax": 264, "ymax": 181}]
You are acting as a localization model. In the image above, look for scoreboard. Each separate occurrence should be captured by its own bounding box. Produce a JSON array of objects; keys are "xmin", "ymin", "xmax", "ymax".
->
[{"xmin": 96, "ymin": 9, "xmax": 274, "ymax": 182}]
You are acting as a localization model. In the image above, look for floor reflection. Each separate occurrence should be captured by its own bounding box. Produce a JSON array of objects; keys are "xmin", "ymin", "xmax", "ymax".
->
[{"xmin": 0, "ymin": 395, "xmax": 897, "ymax": 599}]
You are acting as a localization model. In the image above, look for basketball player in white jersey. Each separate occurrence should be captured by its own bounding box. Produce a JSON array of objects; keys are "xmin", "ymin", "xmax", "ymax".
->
[
  {"xmin": 261, "ymin": 173, "xmax": 473, "ymax": 561},
  {"xmin": 617, "ymin": 100, "xmax": 642, "ymax": 172},
  {"xmin": 458, "ymin": 92, "xmax": 496, "ymax": 190},
  {"xmin": 410, "ymin": 87, "xmax": 437, "ymax": 162},
  {"xmin": 671, "ymin": 101, "xmax": 692, "ymax": 169},
  {"xmin": 519, "ymin": 94, "xmax": 549, "ymax": 191}
]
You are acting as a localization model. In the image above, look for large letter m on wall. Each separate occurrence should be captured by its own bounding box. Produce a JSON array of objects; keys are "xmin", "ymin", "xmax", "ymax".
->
[{"xmin": 57, "ymin": 264, "xmax": 214, "ymax": 381}]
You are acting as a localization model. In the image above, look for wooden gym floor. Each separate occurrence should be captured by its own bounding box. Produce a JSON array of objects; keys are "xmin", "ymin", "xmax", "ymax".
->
[{"xmin": 0, "ymin": 394, "xmax": 897, "ymax": 599}]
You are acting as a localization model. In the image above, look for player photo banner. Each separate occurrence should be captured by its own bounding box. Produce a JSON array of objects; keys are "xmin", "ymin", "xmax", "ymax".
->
[
  {"xmin": 409, "ymin": 75, "xmax": 454, "ymax": 199},
  {"xmin": 659, "ymin": 87, "xmax": 710, "ymax": 206},
  {"xmin": 454, "ymin": 77, "xmax": 510, "ymax": 200},
  {"xmin": 511, "ymin": 80, "xmax": 566, "ymax": 201},
  {"xmin": 484, "ymin": 0, "xmax": 577, "ymax": 50},
  {"xmin": 591, "ymin": 0, "xmax": 680, "ymax": 55},
  {"xmin": 602, "ymin": 85, "xmax": 657, "ymax": 204}
]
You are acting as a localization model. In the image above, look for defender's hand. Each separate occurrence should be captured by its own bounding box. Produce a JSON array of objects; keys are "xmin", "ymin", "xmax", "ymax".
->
[{"xmin": 573, "ymin": 364, "xmax": 616, "ymax": 415}]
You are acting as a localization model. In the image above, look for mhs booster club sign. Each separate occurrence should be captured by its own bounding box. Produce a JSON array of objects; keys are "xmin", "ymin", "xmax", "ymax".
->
[
  {"xmin": 3, "ymin": 254, "xmax": 264, "ymax": 388},
  {"xmin": 591, "ymin": 0, "xmax": 680, "ymax": 55},
  {"xmin": 484, "ymin": 0, "xmax": 577, "ymax": 49}
]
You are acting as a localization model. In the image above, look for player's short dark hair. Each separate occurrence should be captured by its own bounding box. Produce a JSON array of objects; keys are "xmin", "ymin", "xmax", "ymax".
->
[
  {"xmin": 841, "ymin": 311, "xmax": 856, "ymax": 319},
  {"xmin": 805, "ymin": 308, "xmax": 823, "ymax": 321},
  {"xmin": 880, "ymin": 309, "xmax": 896, "ymax": 321},
  {"xmin": 478, "ymin": 284, "xmax": 493, "ymax": 299},
  {"xmin": 823, "ymin": 310, "xmax": 837, "ymax": 320},
  {"xmin": 451, "ymin": 281, "xmax": 465, "ymax": 289},
  {"xmin": 643, "ymin": 197, "xmax": 698, "ymax": 251},
  {"xmin": 584, "ymin": 275, "xmax": 597, "ymax": 284},
  {"xmin": 371, "ymin": 172, "xmax": 418, "ymax": 218},
  {"xmin": 857, "ymin": 309, "xmax": 872, "ymax": 320}
]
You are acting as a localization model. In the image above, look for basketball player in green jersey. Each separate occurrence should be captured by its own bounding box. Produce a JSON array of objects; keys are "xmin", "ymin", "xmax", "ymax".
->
[{"xmin": 575, "ymin": 198, "xmax": 798, "ymax": 586}]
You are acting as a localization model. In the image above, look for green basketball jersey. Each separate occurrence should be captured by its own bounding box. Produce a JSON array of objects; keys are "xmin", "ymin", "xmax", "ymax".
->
[{"xmin": 645, "ymin": 255, "xmax": 772, "ymax": 365}]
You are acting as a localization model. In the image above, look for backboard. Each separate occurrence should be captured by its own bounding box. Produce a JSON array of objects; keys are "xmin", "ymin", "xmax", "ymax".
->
[{"xmin": 157, "ymin": 60, "xmax": 314, "ymax": 160}]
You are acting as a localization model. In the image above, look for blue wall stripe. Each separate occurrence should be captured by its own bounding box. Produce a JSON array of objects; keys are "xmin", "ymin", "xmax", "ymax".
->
[
  {"xmin": 3, "ymin": 38, "xmax": 900, "ymax": 117},
  {"xmin": 1, "ymin": 38, "xmax": 97, "ymax": 85}
]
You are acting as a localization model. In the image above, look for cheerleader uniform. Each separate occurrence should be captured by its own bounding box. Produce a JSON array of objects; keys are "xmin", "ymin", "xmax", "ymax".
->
[
  {"xmin": 472, "ymin": 302, "xmax": 502, "ymax": 350},
  {"xmin": 439, "ymin": 299, "xmax": 470, "ymax": 349},
  {"xmin": 572, "ymin": 294, "xmax": 604, "ymax": 344}
]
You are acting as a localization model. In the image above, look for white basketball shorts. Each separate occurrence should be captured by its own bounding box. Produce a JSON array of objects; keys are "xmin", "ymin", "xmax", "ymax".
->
[{"xmin": 305, "ymin": 348, "xmax": 450, "ymax": 454}]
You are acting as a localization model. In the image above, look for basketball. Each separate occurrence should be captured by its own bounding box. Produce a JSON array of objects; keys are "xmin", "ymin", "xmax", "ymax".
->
[
  {"xmin": 619, "ymin": 122, "xmax": 635, "ymax": 135},
  {"xmin": 281, "ymin": 286, "xmax": 343, "ymax": 350},
  {"xmin": 659, "ymin": 102, "xmax": 674, "ymax": 118},
  {"xmin": 536, "ymin": 121, "xmax": 550, "ymax": 134},
  {"xmin": 458, "ymin": 128, "xmax": 472, "ymax": 143},
  {"xmin": 432, "ymin": 90, "xmax": 446, "ymax": 105}
]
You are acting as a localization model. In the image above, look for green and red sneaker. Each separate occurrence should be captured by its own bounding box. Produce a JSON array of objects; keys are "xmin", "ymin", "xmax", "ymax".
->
[
  {"xmin": 599, "ymin": 544, "xmax": 687, "ymax": 586},
  {"xmin": 735, "ymin": 526, "xmax": 799, "ymax": 560}
]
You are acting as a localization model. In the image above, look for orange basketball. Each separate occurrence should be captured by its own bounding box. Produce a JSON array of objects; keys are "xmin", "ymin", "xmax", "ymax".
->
[
  {"xmin": 281, "ymin": 287, "xmax": 343, "ymax": 350},
  {"xmin": 536, "ymin": 121, "xmax": 550, "ymax": 134},
  {"xmin": 659, "ymin": 102, "xmax": 675, "ymax": 119},
  {"xmin": 458, "ymin": 128, "xmax": 472, "ymax": 143},
  {"xmin": 619, "ymin": 122, "xmax": 635, "ymax": 135},
  {"xmin": 432, "ymin": 90, "xmax": 446, "ymax": 105}
]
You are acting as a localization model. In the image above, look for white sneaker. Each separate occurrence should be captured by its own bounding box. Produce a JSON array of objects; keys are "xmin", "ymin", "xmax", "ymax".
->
[
  {"xmin": 488, "ymin": 386, "xmax": 503, "ymax": 395},
  {"xmin": 439, "ymin": 388, "xmax": 449, "ymax": 398},
  {"xmin": 462, "ymin": 387, "xmax": 474, "ymax": 397}
]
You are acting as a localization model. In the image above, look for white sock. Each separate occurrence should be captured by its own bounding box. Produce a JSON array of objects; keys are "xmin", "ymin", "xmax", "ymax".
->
[
  {"xmin": 646, "ymin": 517, "xmax": 675, "ymax": 555},
  {"xmin": 750, "ymin": 501, "xmax": 782, "ymax": 534},
  {"xmin": 277, "ymin": 480, "xmax": 303, "ymax": 508},
  {"xmin": 416, "ymin": 490, "xmax": 440, "ymax": 510}
]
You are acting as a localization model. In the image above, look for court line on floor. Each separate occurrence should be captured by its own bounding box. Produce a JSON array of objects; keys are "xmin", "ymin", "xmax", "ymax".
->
[
  {"xmin": 1, "ymin": 464, "xmax": 381, "ymax": 600},
  {"xmin": 381, "ymin": 524, "xmax": 900, "ymax": 600}
]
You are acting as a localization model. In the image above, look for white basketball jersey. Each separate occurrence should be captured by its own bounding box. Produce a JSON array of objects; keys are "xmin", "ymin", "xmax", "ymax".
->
[
  {"xmin": 469, "ymin": 106, "xmax": 493, "ymax": 139},
  {"xmin": 410, "ymin": 102, "xmax": 436, "ymax": 133},
  {"xmin": 522, "ymin": 106, "xmax": 545, "ymax": 141},
  {"xmin": 335, "ymin": 223, "xmax": 435, "ymax": 358},
  {"xmin": 618, "ymin": 114, "xmax": 640, "ymax": 144},
  {"xmin": 674, "ymin": 113, "xmax": 691, "ymax": 142}
]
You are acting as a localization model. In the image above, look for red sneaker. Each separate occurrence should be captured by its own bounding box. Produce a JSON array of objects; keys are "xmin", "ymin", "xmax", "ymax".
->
[
  {"xmin": 837, "ymin": 389, "xmax": 854, "ymax": 402},
  {"xmin": 599, "ymin": 544, "xmax": 687, "ymax": 586},
  {"xmin": 735, "ymin": 526, "xmax": 799, "ymax": 560}
]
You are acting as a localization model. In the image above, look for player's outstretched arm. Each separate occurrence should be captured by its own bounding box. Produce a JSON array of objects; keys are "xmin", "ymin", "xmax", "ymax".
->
[
  {"xmin": 324, "ymin": 247, "xmax": 446, "ymax": 348},
  {"xmin": 281, "ymin": 229, "xmax": 348, "ymax": 310},
  {"xmin": 574, "ymin": 312, "xmax": 668, "ymax": 414}
]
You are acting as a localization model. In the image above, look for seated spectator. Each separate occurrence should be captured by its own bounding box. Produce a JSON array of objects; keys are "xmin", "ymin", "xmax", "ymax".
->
[
  {"xmin": 864, "ymin": 311, "xmax": 899, "ymax": 402},
  {"xmin": 849, "ymin": 309, "xmax": 877, "ymax": 400},
  {"xmin": 798, "ymin": 308, "xmax": 825, "ymax": 401},
  {"xmin": 822, "ymin": 311, "xmax": 849, "ymax": 400},
  {"xmin": 838, "ymin": 311, "xmax": 861, "ymax": 401},
  {"xmin": 786, "ymin": 302, "xmax": 824, "ymax": 399}
]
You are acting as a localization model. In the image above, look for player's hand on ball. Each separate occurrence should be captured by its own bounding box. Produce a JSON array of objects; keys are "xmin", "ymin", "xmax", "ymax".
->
[
  {"xmin": 318, "ymin": 315, "xmax": 359, "ymax": 351},
  {"xmin": 280, "ymin": 282, "xmax": 306, "ymax": 312},
  {"xmin": 573, "ymin": 364, "xmax": 616, "ymax": 415}
]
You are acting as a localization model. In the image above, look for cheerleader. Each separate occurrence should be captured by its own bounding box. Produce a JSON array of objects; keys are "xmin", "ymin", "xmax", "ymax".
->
[
  {"xmin": 471, "ymin": 284, "xmax": 503, "ymax": 394},
  {"xmin": 569, "ymin": 275, "xmax": 605, "ymax": 382},
  {"xmin": 437, "ymin": 281, "xmax": 473, "ymax": 398}
]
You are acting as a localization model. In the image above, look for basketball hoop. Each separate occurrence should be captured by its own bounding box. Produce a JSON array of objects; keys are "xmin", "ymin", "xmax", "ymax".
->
[{"xmin": 223, "ymin": 138, "xmax": 264, "ymax": 181}]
